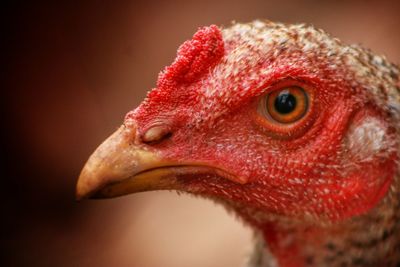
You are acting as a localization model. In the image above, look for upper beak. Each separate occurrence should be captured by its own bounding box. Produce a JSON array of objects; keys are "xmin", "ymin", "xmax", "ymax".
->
[{"xmin": 76, "ymin": 124, "xmax": 181, "ymax": 200}]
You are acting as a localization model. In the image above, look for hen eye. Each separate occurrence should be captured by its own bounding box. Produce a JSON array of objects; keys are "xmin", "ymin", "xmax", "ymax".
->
[{"xmin": 266, "ymin": 86, "xmax": 308, "ymax": 123}]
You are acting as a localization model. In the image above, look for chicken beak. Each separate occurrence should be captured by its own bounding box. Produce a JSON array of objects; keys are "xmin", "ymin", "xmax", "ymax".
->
[
  {"xmin": 76, "ymin": 122, "xmax": 247, "ymax": 200},
  {"xmin": 75, "ymin": 125, "xmax": 181, "ymax": 200}
]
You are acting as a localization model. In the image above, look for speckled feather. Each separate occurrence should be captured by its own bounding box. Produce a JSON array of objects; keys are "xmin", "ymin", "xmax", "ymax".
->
[{"xmin": 127, "ymin": 20, "xmax": 400, "ymax": 267}]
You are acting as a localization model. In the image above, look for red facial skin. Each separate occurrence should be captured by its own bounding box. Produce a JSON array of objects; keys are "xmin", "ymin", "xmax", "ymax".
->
[{"xmin": 125, "ymin": 25, "xmax": 397, "ymax": 266}]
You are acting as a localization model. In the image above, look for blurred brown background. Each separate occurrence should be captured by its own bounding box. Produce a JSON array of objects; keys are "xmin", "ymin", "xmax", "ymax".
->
[{"xmin": 3, "ymin": 1, "xmax": 400, "ymax": 266}]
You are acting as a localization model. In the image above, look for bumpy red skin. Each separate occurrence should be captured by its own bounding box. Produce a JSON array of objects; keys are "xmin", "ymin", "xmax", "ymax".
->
[{"xmin": 126, "ymin": 25, "xmax": 398, "ymax": 266}]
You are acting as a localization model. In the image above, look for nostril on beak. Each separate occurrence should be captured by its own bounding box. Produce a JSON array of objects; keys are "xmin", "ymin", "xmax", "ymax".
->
[{"xmin": 142, "ymin": 125, "xmax": 172, "ymax": 144}]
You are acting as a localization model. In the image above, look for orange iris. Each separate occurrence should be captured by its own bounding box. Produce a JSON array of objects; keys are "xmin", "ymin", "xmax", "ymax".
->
[{"xmin": 266, "ymin": 86, "xmax": 308, "ymax": 124}]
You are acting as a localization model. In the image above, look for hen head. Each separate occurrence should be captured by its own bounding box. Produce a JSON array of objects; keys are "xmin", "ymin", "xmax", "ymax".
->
[{"xmin": 76, "ymin": 21, "xmax": 399, "ymax": 226}]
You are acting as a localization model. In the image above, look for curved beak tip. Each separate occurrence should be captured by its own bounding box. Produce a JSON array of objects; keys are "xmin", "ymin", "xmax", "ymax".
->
[
  {"xmin": 75, "ymin": 174, "xmax": 94, "ymax": 201},
  {"xmin": 75, "ymin": 126, "xmax": 134, "ymax": 201}
]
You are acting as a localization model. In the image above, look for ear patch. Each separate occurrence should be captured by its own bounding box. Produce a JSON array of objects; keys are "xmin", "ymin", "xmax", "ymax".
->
[
  {"xmin": 344, "ymin": 117, "xmax": 389, "ymax": 161},
  {"xmin": 157, "ymin": 25, "xmax": 225, "ymax": 87}
]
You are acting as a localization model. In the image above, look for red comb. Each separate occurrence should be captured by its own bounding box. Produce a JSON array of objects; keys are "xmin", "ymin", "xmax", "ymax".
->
[{"xmin": 157, "ymin": 25, "xmax": 224, "ymax": 87}]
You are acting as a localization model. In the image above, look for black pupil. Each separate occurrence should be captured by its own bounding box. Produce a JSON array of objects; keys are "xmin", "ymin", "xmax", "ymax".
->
[{"xmin": 274, "ymin": 91, "xmax": 296, "ymax": 114}]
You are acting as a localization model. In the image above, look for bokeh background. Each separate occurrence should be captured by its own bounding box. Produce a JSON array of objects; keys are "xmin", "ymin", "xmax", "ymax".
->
[{"xmin": 3, "ymin": 1, "xmax": 400, "ymax": 266}]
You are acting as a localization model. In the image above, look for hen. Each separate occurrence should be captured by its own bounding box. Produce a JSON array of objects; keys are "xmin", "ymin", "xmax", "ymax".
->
[{"xmin": 76, "ymin": 21, "xmax": 400, "ymax": 267}]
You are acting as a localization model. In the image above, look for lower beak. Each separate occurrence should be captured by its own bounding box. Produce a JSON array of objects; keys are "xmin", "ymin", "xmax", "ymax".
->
[{"xmin": 76, "ymin": 125, "xmax": 181, "ymax": 200}]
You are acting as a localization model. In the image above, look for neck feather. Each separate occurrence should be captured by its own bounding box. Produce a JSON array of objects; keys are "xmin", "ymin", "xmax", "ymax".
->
[{"xmin": 244, "ymin": 174, "xmax": 400, "ymax": 267}]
